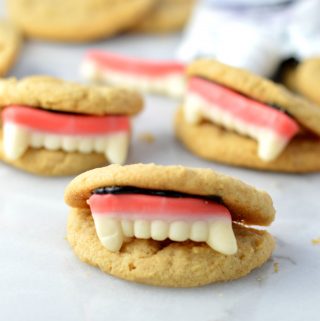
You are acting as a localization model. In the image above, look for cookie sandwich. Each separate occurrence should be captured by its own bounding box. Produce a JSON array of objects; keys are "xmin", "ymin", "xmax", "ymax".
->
[
  {"xmin": 81, "ymin": 50, "xmax": 186, "ymax": 98},
  {"xmin": 65, "ymin": 164, "xmax": 275, "ymax": 287},
  {"xmin": 0, "ymin": 20, "xmax": 21, "ymax": 76},
  {"xmin": 282, "ymin": 57, "xmax": 320, "ymax": 106},
  {"xmin": 0, "ymin": 76, "xmax": 143, "ymax": 176},
  {"xmin": 133, "ymin": 0, "xmax": 196, "ymax": 33},
  {"xmin": 6, "ymin": 0, "xmax": 155, "ymax": 42},
  {"xmin": 176, "ymin": 59, "xmax": 320, "ymax": 172}
]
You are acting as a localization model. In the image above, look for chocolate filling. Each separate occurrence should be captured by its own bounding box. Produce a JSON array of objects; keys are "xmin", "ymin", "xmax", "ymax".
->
[
  {"xmin": 272, "ymin": 56, "xmax": 300, "ymax": 83},
  {"xmin": 267, "ymin": 103, "xmax": 291, "ymax": 116},
  {"xmin": 93, "ymin": 186, "xmax": 223, "ymax": 203}
]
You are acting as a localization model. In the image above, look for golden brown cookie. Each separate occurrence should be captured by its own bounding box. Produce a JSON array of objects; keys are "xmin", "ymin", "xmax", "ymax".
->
[
  {"xmin": 133, "ymin": 0, "xmax": 195, "ymax": 33},
  {"xmin": 188, "ymin": 59, "xmax": 320, "ymax": 137},
  {"xmin": 67, "ymin": 208, "xmax": 275, "ymax": 287},
  {"xmin": 175, "ymin": 107, "xmax": 320, "ymax": 173},
  {"xmin": 0, "ymin": 20, "xmax": 22, "ymax": 76},
  {"xmin": 0, "ymin": 77, "xmax": 143, "ymax": 176},
  {"xmin": 6, "ymin": 0, "xmax": 156, "ymax": 42},
  {"xmin": 177, "ymin": 59, "xmax": 320, "ymax": 172},
  {"xmin": 65, "ymin": 164, "xmax": 275, "ymax": 287},
  {"xmin": 0, "ymin": 76, "xmax": 143, "ymax": 115},
  {"xmin": 282, "ymin": 57, "xmax": 320, "ymax": 106},
  {"xmin": 65, "ymin": 163, "xmax": 275, "ymax": 226}
]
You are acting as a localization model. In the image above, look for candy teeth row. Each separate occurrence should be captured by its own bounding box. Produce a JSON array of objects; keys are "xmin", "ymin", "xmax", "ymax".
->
[
  {"xmin": 92, "ymin": 215, "xmax": 238, "ymax": 255},
  {"xmin": 3, "ymin": 122, "xmax": 129, "ymax": 164},
  {"xmin": 184, "ymin": 93, "xmax": 288, "ymax": 161},
  {"xmin": 81, "ymin": 60, "xmax": 186, "ymax": 99}
]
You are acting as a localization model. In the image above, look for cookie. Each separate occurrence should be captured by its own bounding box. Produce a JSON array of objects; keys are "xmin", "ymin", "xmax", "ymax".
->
[
  {"xmin": 176, "ymin": 59, "xmax": 320, "ymax": 172},
  {"xmin": 81, "ymin": 50, "xmax": 186, "ymax": 98},
  {"xmin": 0, "ymin": 76, "xmax": 142, "ymax": 115},
  {"xmin": 133, "ymin": 0, "xmax": 196, "ymax": 33},
  {"xmin": 68, "ymin": 208, "xmax": 274, "ymax": 287},
  {"xmin": 65, "ymin": 164, "xmax": 275, "ymax": 287},
  {"xmin": 0, "ymin": 76, "xmax": 143, "ymax": 176},
  {"xmin": 6, "ymin": 0, "xmax": 156, "ymax": 42},
  {"xmin": 0, "ymin": 20, "xmax": 22, "ymax": 76},
  {"xmin": 282, "ymin": 57, "xmax": 320, "ymax": 106}
]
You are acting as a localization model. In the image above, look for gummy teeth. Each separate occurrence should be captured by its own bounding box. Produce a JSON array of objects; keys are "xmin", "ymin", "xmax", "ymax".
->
[
  {"xmin": 81, "ymin": 59, "xmax": 186, "ymax": 98},
  {"xmin": 92, "ymin": 215, "xmax": 238, "ymax": 255},
  {"xmin": 3, "ymin": 122, "xmax": 129, "ymax": 164},
  {"xmin": 3, "ymin": 123, "xmax": 30, "ymax": 160},
  {"xmin": 184, "ymin": 93, "xmax": 290, "ymax": 161}
]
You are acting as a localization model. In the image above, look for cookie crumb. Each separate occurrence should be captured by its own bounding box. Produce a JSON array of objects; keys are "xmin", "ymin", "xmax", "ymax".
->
[
  {"xmin": 138, "ymin": 132, "xmax": 155, "ymax": 143},
  {"xmin": 273, "ymin": 262, "xmax": 279, "ymax": 273},
  {"xmin": 312, "ymin": 238, "xmax": 320, "ymax": 245}
]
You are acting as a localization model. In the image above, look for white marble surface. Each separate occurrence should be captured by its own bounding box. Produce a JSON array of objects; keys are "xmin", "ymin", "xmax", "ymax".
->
[{"xmin": 0, "ymin": 30, "xmax": 319, "ymax": 321}]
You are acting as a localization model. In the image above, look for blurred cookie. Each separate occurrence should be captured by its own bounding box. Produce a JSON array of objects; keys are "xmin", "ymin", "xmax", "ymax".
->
[
  {"xmin": 0, "ymin": 76, "xmax": 143, "ymax": 175},
  {"xmin": 0, "ymin": 20, "xmax": 21, "ymax": 76},
  {"xmin": 65, "ymin": 163, "xmax": 275, "ymax": 287},
  {"xmin": 133, "ymin": 0, "xmax": 195, "ymax": 33},
  {"xmin": 175, "ymin": 59, "xmax": 320, "ymax": 172},
  {"xmin": 6, "ymin": 0, "xmax": 156, "ymax": 42},
  {"xmin": 282, "ymin": 57, "xmax": 320, "ymax": 106}
]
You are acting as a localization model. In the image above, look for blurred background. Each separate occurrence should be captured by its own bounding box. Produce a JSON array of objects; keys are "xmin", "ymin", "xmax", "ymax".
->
[{"xmin": 2, "ymin": 0, "xmax": 320, "ymax": 98}]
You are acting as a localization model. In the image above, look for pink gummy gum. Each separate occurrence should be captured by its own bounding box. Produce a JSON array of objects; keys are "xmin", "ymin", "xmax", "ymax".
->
[
  {"xmin": 188, "ymin": 77, "xmax": 300, "ymax": 139},
  {"xmin": 2, "ymin": 105, "xmax": 130, "ymax": 135},
  {"xmin": 88, "ymin": 194, "xmax": 231, "ymax": 221},
  {"xmin": 86, "ymin": 50, "xmax": 185, "ymax": 77}
]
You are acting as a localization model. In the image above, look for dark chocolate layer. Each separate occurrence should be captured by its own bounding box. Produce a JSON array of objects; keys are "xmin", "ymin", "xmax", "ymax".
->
[
  {"xmin": 267, "ymin": 103, "xmax": 291, "ymax": 116},
  {"xmin": 93, "ymin": 186, "xmax": 222, "ymax": 203}
]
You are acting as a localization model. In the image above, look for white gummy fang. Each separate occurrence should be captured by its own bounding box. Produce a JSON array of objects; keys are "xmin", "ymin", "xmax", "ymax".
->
[
  {"xmin": 94, "ymin": 217, "xmax": 123, "ymax": 252},
  {"xmin": 104, "ymin": 133, "xmax": 129, "ymax": 165},
  {"xmin": 3, "ymin": 123, "xmax": 29, "ymax": 160},
  {"xmin": 207, "ymin": 221, "xmax": 237, "ymax": 255}
]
